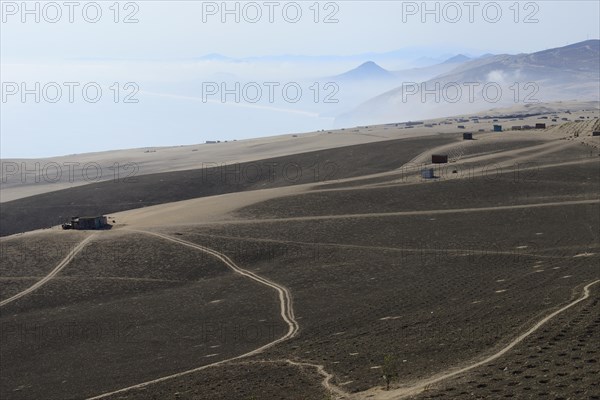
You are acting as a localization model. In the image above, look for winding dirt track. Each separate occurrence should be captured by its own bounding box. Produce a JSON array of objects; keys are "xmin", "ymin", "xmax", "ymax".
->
[
  {"xmin": 230, "ymin": 359, "xmax": 348, "ymax": 397},
  {"xmin": 206, "ymin": 199, "xmax": 600, "ymax": 226},
  {"xmin": 283, "ymin": 359, "xmax": 347, "ymax": 397},
  {"xmin": 0, "ymin": 234, "xmax": 95, "ymax": 307},
  {"xmin": 179, "ymin": 232, "xmax": 599, "ymax": 261},
  {"xmin": 88, "ymin": 196, "xmax": 598, "ymax": 399},
  {"xmin": 358, "ymin": 279, "xmax": 600, "ymax": 400},
  {"xmin": 86, "ymin": 229, "xmax": 299, "ymax": 400}
]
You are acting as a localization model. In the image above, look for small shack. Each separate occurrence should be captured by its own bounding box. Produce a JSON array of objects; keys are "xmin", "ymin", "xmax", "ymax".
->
[
  {"xmin": 63, "ymin": 216, "xmax": 108, "ymax": 230},
  {"xmin": 493, "ymin": 125, "xmax": 503, "ymax": 132},
  {"xmin": 593, "ymin": 131, "xmax": 600, "ymax": 137},
  {"xmin": 535, "ymin": 123, "xmax": 546, "ymax": 129},
  {"xmin": 457, "ymin": 125, "xmax": 466, "ymax": 129},
  {"xmin": 432, "ymin": 154, "xmax": 448, "ymax": 164},
  {"xmin": 463, "ymin": 132, "xmax": 473, "ymax": 140},
  {"xmin": 421, "ymin": 168, "xmax": 434, "ymax": 179}
]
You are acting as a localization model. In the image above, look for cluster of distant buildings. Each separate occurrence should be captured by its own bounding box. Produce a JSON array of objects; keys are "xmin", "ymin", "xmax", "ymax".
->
[{"xmin": 418, "ymin": 113, "xmax": 600, "ymax": 180}]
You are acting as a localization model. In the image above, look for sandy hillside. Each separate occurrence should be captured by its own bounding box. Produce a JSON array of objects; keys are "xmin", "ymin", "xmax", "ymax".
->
[
  {"xmin": 1, "ymin": 102, "xmax": 599, "ymax": 400},
  {"xmin": 110, "ymin": 106, "xmax": 599, "ymax": 231},
  {"xmin": 2, "ymin": 100, "xmax": 597, "ymax": 203}
]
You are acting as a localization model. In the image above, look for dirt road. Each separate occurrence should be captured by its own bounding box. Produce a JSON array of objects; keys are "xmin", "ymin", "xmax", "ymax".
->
[
  {"xmin": 0, "ymin": 234, "xmax": 95, "ymax": 307},
  {"xmin": 86, "ymin": 229, "xmax": 300, "ymax": 400},
  {"xmin": 355, "ymin": 279, "xmax": 600, "ymax": 400}
]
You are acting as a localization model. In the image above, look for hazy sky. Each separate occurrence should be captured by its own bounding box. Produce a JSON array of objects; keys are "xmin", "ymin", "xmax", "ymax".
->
[
  {"xmin": 1, "ymin": 1, "xmax": 599, "ymax": 157},
  {"xmin": 2, "ymin": 1, "xmax": 598, "ymax": 60}
]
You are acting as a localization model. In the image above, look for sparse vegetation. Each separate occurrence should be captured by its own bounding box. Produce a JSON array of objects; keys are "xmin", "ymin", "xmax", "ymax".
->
[{"xmin": 382, "ymin": 354, "xmax": 398, "ymax": 391}]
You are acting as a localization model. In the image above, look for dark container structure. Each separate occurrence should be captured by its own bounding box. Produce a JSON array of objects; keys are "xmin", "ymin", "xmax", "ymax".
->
[
  {"xmin": 432, "ymin": 154, "xmax": 448, "ymax": 164},
  {"xmin": 62, "ymin": 216, "xmax": 108, "ymax": 230}
]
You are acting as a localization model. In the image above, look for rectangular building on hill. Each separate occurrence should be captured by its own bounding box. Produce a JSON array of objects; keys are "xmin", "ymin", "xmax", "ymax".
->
[
  {"xmin": 63, "ymin": 216, "xmax": 108, "ymax": 230},
  {"xmin": 432, "ymin": 154, "xmax": 448, "ymax": 164}
]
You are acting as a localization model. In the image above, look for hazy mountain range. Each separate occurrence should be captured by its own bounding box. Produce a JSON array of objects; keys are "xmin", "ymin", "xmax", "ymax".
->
[
  {"xmin": 329, "ymin": 54, "xmax": 474, "ymax": 82},
  {"xmin": 3, "ymin": 40, "xmax": 598, "ymax": 158},
  {"xmin": 195, "ymin": 47, "xmax": 480, "ymax": 68},
  {"xmin": 336, "ymin": 40, "xmax": 600, "ymax": 126}
]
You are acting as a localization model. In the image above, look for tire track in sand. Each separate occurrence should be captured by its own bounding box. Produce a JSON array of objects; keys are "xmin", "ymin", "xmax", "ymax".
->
[
  {"xmin": 357, "ymin": 279, "xmax": 600, "ymax": 400},
  {"xmin": 87, "ymin": 229, "xmax": 299, "ymax": 400},
  {"xmin": 0, "ymin": 234, "xmax": 95, "ymax": 307}
]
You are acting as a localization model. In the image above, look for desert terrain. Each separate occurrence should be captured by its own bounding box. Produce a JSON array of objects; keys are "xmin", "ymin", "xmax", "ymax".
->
[{"xmin": 1, "ymin": 102, "xmax": 599, "ymax": 399}]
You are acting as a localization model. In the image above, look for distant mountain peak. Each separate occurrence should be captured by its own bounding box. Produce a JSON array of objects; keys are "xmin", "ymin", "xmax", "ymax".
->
[
  {"xmin": 359, "ymin": 60, "xmax": 381, "ymax": 67},
  {"xmin": 197, "ymin": 53, "xmax": 235, "ymax": 61},
  {"xmin": 333, "ymin": 61, "xmax": 394, "ymax": 81},
  {"xmin": 352, "ymin": 61, "xmax": 390, "ymax": 73},
  {"xmin": 443, "ymin": 54, "xmax": 471, "ymax": 64}
]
